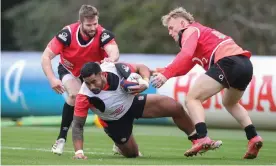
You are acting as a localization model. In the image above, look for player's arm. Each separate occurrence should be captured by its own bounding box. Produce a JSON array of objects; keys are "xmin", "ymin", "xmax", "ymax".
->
[
  {"xmin": 161, "ymin": 27, "xmax": 199, "ymax": 79},
  {"xmin": 115, "ymin": 62, "xmax": 150, "ymax": 94},
  {"xmin": 72, "ymin": 93, "xmax": 89, "ymax": 159},
  {"xmin": 41, "ymin": 28, "xmax": 71, "ymax": 93},
  {"xmin": 130, "ymin": 63, "xmax": 151, "ymax": 83},
  {"xmin": 41, "ymin": 47, "xmax": 58, "ymax": 81},
  {"xmin": 100, "ymin": 30, "xmax": 119, "ymax": 62},
  {"xmin": 41, "ymin": 28, "xmax": 71, "ymax": 81}
]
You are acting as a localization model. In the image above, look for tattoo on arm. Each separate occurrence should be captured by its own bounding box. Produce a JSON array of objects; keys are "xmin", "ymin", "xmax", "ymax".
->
[{"xmin": 72, "ymin": 116, "xmax": 86, "ymax": 150}]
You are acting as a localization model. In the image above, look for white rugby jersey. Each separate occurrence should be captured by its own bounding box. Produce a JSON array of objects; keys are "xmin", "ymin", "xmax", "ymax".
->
[{"xmin": 74, "ymin": 62, "xmax": 135, "ymax": 120}]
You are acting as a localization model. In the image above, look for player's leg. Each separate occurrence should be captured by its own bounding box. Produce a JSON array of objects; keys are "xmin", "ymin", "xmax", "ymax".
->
[
  {"xmin": 102, "ymin": 109, "xmax": 142, "ymax": 158},
  {"xmin": 52, "ymin": 65, "xmax": 82, "ymax": 155},
  {"xmin": 114, "ymin": 134, "xmax": 140, "ymax": 158},
  {"xmin": 183, "ymin": 57, "xmax": 233, "ymax": 156},
  {"xmin": 142, "ymin": 94, "xmax": 222, "ymax": 154},
  {"xmin": 142, "ymin": 94, "xmax": 196, "ymax": 136},
  {"xmin": 221, "ymin": 55, "xmax": 262, "ymax": 159}
]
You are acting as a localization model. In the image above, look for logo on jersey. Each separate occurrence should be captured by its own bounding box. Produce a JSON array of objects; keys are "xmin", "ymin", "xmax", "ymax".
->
[
  {"xmin": 101, "ymin": 33, "xmax": 110, "ymax": 42},
  {"xmin": 122, "ymin": 65, "xmax": 129, "ymax": 73},
  {"xmin": 58, "ymin": 32, "xmax": 68, "ymax": 42},
  {"xmin": 121, "ymin": 138, "xmax": 127, "ymax": 143},
  {"xmin": 219, "ymin": 74, "xmax": 224, "ymax": 81},
  {"xmin": 138, "ymin": 95, "xmax": 144, "ymax": 101},
  {"xmin": 110, "ymin": 105, "xmax": 124, "ymax": 117}
]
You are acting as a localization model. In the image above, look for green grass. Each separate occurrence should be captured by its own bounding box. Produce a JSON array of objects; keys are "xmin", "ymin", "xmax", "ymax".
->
[{"xmin": 1, "ymin": 125, "xmax": 276, "ymax": 165}]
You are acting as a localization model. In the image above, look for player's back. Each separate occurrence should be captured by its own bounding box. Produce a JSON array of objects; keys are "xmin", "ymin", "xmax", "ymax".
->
[{"xmin": 187, "ymin": 22, "xmax": 231, "ymax": 69}]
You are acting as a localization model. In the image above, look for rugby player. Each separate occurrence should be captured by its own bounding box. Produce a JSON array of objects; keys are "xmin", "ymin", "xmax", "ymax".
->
[
  {"xmin": 151, "ymin": 7, "xmax": 263, "ymax": 159},
  {"xmin": 41, "ymin": 4, "xmax": 119, "ymax": 155}
]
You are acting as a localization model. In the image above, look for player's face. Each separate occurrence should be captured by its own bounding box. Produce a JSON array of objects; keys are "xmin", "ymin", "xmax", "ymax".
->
[
  {"xmin": 81, "ymin": 16, "xmax": 99, "ymax": 38},
  {"xmin": 167, "ymin": 18, "xmax": 185, "ymax": 42},
  {"xmin": 83, "ymin": 73, "xmax": 105, "ymax": 94}
]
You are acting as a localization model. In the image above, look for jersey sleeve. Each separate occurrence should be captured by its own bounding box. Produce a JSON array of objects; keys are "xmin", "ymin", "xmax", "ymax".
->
[
  {"xmin": 100, "ymin": 29, "xmax": 115, "ymax": 48},
  {"xmin": 74, "ymin": 94, "xmax": 90, "ymax": 117},
  {"xmin": 47, "ymin": 27, "xmax": 71, "ymax": 54},
  {"xmin": 47, "ymin": 37, "xmax": 64, "ymax": 54},
  {"xmin": 115, "ymin": 63, "xmax": 136, "ymax": 79},
  {"xmin": 161, "ymin": 27, "xmax": 199, "ymax": 79},
  {"xmin": 55, "ymin": 28, "xmax": 71, "ymax": 46}
]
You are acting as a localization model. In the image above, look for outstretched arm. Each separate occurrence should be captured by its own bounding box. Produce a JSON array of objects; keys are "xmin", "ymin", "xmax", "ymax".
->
[
  {"xmin": 72, "ymin": 115, "xmax": 87, "ymax": 159},
  {"xmin": 151, "ymin": 27, "xmax": 199, "ymax": 88},
  {"xmin": 72, "ymin": 94, "xmax": 90, "ymax": 159}
]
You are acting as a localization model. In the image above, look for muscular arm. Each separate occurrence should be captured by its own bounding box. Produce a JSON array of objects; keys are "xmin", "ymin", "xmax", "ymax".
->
[
  {"xmin": 72, "ymin": 115, "xmax": 87, "ymax": 151},
  {"xmin": 72, "ymin": 94, "xmax": 90, "ymax": 152},
  {"xmin": 41, "ymin": 47, "xmax": 58, "ymax": 81},
  {"xmin": 131, "ymin": 64, "xmax": 151, "ymax": 82},
  {"xmin": 41, "ymin": 34, "xmax": 65, "ymax": 81},
  {"xmin": 104, "ymin": 41, "xmax": 120, "ymax": 62}
]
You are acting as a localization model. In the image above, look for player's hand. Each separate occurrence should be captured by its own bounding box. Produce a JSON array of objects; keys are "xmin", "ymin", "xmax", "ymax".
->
[
  {"xmin": 151, "ymin": 73, "xmax": 167, "ymax": 88},
  {"xmin": 101, "ymin": 58, "xmax": 114, "ymax": 64},
  {"xmin": 73, "ymin": 153, "xmax": 88, "ymax": 160},
  {"xmin": 128, "ymin": 84, "xmax": 148, "ymax": 95},
  {"xmin": 49, "ymin": 78, "xmax": 65, "ymax": 94}
]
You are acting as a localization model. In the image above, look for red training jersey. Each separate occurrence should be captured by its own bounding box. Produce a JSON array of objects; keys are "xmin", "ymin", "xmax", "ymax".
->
[
  {"xmin": 162, "ymin": 22, "xmax": 251, "ymax": 79},
  {"xmin": 47, "ymin": 22, "xmax": 116, "ymax": 77}
]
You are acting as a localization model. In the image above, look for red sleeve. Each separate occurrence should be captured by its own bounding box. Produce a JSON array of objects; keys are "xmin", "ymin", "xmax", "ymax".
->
[
  {"xmin": 74, "ymin": 94, "xmax": 91, "ymax": 117},
  {"xmin": 162, "ymin": 28, "xmax": 199, "ymax": 79},
  {"xmin": 47, "ymin": 37, "xmax": 64, "ymax": 55}
]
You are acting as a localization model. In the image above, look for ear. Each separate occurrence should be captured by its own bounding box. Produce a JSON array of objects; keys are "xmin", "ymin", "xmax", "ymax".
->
[{"xmin": 180, "ymin": 20, "xmax": 186, "ymax": 28}]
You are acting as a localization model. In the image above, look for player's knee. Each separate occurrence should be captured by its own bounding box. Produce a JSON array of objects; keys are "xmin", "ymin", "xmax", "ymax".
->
[
  {"xmin": 123, "ymin": 151, "xmax": 139, "ymax": 158},
  {"xmin": 222, "ymin": 98, "xmax": 236, "ymax": 108},
  {"xmin": 67, "ymin": 92, "xmax": 78, "ymax": 101}
]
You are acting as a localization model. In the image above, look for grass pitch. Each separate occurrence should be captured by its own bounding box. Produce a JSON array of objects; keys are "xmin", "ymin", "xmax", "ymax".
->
[{"xmin": 1, "ymin": 125, "xmax": 276, "ymax": 165}]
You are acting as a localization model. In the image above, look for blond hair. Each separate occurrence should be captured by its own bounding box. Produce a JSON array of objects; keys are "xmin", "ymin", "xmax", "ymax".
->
[
  {"xmin": 79, "ymin": 5, "xmax": 99, "ymax": 22},
  {"xmin": 161, "ymin": 7, "xmax": 195, "ymax": 26}
]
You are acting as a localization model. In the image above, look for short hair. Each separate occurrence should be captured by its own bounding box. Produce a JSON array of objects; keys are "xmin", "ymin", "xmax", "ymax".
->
[
  {"xmin": 81, "ymin": 62, "xmax": 102, "ymax": 78},
  {"xmin": 161, "ymin": 7, "xmax": 195, "ymax": 27},
  {"xmin": 79, "ymin": 5, "xmax": 99, "ymax": 22}
]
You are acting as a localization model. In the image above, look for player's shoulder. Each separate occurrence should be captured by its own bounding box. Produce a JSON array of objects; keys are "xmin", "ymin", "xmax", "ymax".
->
[
  {"xmin": 55, "ymin": 22, "xmax": 79, "ymax": 46},
  {"xmin": 99, "ymin": 26, "xmax": 115, "ymax": 47},
  {"xmin": 114, "ymin": 62, "xmax": 135, "ymax": 79}
]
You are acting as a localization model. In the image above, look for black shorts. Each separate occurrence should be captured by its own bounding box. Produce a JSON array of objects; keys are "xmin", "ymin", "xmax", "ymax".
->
[
  {"xmin": 205, "ymin": 55, "xmax": 253, "ymax": 91},
  {"xmin": 57, "ymin": 64, "xmax": 83, "ymax": 82},
  {"xmin": 102, "ymin": 94, "xmax": 147, "ymax": 144}
]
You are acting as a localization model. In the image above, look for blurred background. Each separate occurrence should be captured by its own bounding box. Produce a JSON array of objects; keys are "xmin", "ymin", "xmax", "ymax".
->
[
  {"xmin": 1, "ymin": 0, "xmax": 276, "ymax": 128},
  {"xmin": 2, "ymin": 0, "xmax": 276, "ymax": 54}
]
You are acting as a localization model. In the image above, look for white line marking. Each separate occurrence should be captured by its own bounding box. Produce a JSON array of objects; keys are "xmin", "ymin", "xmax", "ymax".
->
[{"xmin": 0, "ymin": 146, "xmax": 106, "ymax": 155}]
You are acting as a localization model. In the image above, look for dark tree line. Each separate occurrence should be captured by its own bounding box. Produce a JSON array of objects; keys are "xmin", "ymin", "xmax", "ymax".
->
[{"xmin": 2, "ymin": 0, "xmax": 276, "ymax": 55}]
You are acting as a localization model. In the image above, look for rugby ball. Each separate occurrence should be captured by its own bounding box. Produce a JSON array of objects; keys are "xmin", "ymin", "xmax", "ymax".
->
[{"xmin": 120, "ymin": 73, "xmax": 141, "ymax": 92}]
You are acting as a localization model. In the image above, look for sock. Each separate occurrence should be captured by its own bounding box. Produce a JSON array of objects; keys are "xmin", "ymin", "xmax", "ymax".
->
[
  {"xmin": 244, "ymin": 124, "xmax": 257, "ymax": 140},
  {"xmin": 195, "ymin": 122, "xmax": 207, "ymax": 138},
  {"xmin": 57, "ymin": 102, "xmax": 74, "ymax": 141},
  {"xmin": 188, "ymin": 133, "xmax": 199, "ymax": 141}
]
